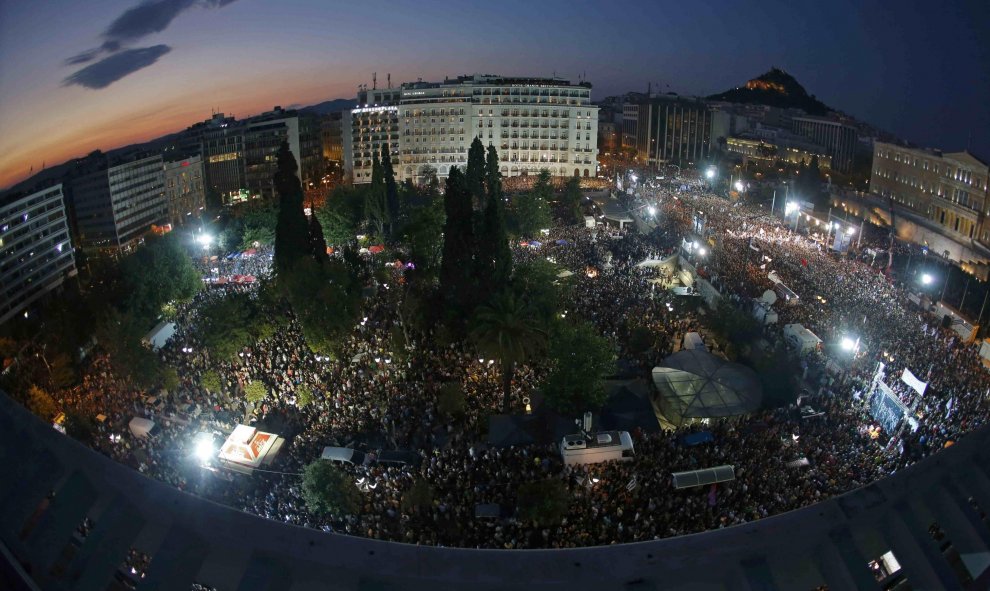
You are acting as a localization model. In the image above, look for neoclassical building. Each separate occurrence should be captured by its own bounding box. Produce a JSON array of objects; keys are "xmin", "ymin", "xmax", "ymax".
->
[{"xmin": 344, "ymin": 74, "xmax": 599, "ymax": 184}]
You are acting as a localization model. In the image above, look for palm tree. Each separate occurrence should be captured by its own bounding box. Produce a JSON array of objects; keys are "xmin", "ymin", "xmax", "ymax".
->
[{"xmin": 470, "ymin": 290, "xmax": 547, "ymax": 411}]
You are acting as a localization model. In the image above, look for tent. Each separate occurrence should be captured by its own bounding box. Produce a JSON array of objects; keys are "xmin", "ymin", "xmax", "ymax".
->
[
  {"xmin": 128, "ymin": 417, "xmax": 156, "ymax": 438},
  {"xmin": 556, "ymin": 270, "xmax": 575, "ymax": 279},
  {"xmin": 142, "ymin": 321, "xmax": 176, "ymax": 351},
  {"xmin": 369, "ymin": 245, "xmax": 385, "ymax": 254},
  {"xmin": 651, "ymin": 349, "xmax": 762, "ymax": 427},
  {"xmin": 555, "ymin": 239, "xmax": 570, "ymax": 245}
]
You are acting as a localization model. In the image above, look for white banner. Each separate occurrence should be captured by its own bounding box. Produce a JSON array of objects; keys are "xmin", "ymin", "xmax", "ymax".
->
[{"xmin": 901, "ymin": 368, "xmax": 928, "ymax": 396}]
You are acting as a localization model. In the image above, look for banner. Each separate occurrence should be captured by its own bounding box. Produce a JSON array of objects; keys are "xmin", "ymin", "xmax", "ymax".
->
[
  {"xmin": 870, "ymin": 381, "xmax": 907, "ymax": 434},
  {"xmin": 901, "ymin": 368, "xmax": 928, "ymax": 396}
]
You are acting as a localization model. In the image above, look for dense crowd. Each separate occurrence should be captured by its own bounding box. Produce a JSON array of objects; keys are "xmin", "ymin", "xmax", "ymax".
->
[{"xmin": 56, "ymin": 175, "xmax": 990, "ymax": 549}]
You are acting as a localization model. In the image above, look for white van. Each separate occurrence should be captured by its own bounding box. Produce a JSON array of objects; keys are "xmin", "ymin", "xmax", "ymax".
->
[
  {"xmin": 320, "ymin": 446, "xmax": 369, "ymax": 466},
  {"xmin": 560, "ymin": 431, "xmax": 635, "ymax": 465}
]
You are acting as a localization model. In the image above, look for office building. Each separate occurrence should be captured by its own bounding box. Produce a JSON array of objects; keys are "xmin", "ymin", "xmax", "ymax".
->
[
  {"xmin": 192, "ymin": 108, "xmax": 322, "ymax": 203},
  {"xmin": 68, "ymin": 154, "xmax": 166, "ymax": 252},
  {"xmin": 791, "ymin": 116, "xmax": 857, "ymax": 172},
  {"xmin": 344, "ymin": 75, "xmax": 598, "ymax": 184},
  {"xmin": 624, "ymin": 95, "xmax": 716, "ymax": 167},
  {"xmin": 871, "ymin": 141, "xmax": 989, "ymax": 243},
  {"xmin": 0, "ymin": 184, "xmax": 77, "ymax": 325},
  {"xmin": 321, "ymin": 112, "xmax": 344, "ymax": 163},
  {"xmin": 163, "ymin": 156, "xmax": 205, "ymax": 227}
]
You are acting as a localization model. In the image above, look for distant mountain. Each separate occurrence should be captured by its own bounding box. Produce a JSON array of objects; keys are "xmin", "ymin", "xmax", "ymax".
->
[
  {"xmin": 707, "ymin": 68, "xmax": 831, "ymax": 116},
  {"xmin": 299, "ymin": 98, "xmax": 357, "ymax": 116}
]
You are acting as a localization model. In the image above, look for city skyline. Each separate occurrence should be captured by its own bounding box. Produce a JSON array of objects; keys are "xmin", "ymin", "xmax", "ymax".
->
[{"xmin": 1, "ymin": 0, "xmax": 988, "ymax": 189}]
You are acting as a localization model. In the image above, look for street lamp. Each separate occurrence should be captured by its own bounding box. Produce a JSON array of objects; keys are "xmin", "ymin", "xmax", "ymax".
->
[
  {"xmin": 921, "ymin": 273, "xmax": 934, "ymax": 285},
  {"xmin": 705, "ymin": 167, "xmax": 716, "ymax": 180},
  {"xmin": 734, "ymin": 180, "xmax": 744, "ymax": 193},
  {"xmin": 648, "ymin": 206, "xmax": 657, "ymax": 216},
  {"xmin": 785, "ymin": 202, "xmax": 798, "ymax": 215}
]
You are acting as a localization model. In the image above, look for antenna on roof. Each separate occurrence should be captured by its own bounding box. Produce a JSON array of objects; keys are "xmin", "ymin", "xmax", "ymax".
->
[
  {"xmin": 373, "ymin": 72, "xmax": 377, "ymax": 90},
  {"xmin": 387, "ymin": 73, "xmax": 391, "ymax": 88}
]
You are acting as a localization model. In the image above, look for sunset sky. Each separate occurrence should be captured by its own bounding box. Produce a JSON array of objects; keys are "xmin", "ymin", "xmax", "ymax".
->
[{"xmin": 1, "ymin": 0, "xmax": 987, "ymax": 189}]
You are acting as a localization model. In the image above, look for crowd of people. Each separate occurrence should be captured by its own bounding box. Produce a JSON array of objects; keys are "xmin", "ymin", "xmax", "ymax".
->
[{"xmin": 53, "ymin": 175, "xmax": 990, "ymax": 550}]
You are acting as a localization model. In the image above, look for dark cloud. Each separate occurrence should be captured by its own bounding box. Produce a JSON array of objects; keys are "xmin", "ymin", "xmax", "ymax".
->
[
  {"xmin": 102, "ymin": 0, "xmax": 197, "ymax": 45},
  {"xmin": 62, "ymin": 0, "xmax": 239, "ymax": 69},
  {"xmin": 62, "ymin": 45, "xmax": 172, "ymax": 89},
  {"xmin": 65, "ymin": 48, "xmax": 102, "ymax": 66}
]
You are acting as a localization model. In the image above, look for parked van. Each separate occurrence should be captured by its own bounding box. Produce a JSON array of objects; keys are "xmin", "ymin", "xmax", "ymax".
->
[{"xmin": 560, "ymin": 431, "xmax": 635, "ymax": 465}]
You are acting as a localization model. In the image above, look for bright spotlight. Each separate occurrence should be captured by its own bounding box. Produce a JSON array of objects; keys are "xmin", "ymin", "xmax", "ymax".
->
[
  {"xmin": 648, "ymin": 206, "xmax": 657, "ymax": 216},
  {"xmin": 846, "ymin": 227, "xmax": 856, "ymax": 235},
  {"xmin": 705, "ymin": 168, "xmax": 716, "ymax": 179},
  {"xmin": 194, "ymin": 434, "xmax": 215, "ymax": 463},
  {"xmin": 698, "ymin": 247, "xmax": 707, "ymax": 256},
  {"xmin": 921, "ymin": 273, "xmax": 933, "ymax": 285},
  {"xmin": 734, "ymin": 180, "xmax": 744, "ymax": 192},
  {"xmin": 785, "ymin": 202, "xmax": 798, "ymax": 215},
  {"xmin": 840, "ymin": 337, "xmax": 856, "ymax": 351},
  {"xmin": 197, "ymin": 233, "xmax": 213, "ymax": 248}
]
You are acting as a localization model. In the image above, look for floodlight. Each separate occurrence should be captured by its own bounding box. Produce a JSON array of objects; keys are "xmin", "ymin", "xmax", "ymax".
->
[
  {"xmin": 194, "ymin": 434, "xmax": 215, "ymax": 463},
  {"xmin": 840, "ymin": 337, "xmax": 856, "ymax": 351},
  {"xmin": 921, "ymin": 273, "xmax": 933, "ymax": 285}
]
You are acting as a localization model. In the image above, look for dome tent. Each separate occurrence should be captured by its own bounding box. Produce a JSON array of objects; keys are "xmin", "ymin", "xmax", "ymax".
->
[{"xmin": 651, "ymin": 349, "xmax": 763, "ymax": 427}]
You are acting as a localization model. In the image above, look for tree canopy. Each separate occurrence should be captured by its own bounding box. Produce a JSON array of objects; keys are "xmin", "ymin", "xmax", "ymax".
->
[
  {"xmin": 470, "ymin": 290, "xmax": 547, "ymax": 410},
  {"xmin": 541, "ymin": 320, "xmax": 616, "ymax": 414},
  {"xmin": 516, "ymin": 478, "xmax": 570, "ymax": 526},
  {"xmin": 302, "ymin": 460, "xmax": 362, "ymax": 515},
  {"xmin": 119, "ymin": 233, "xmax": 201, "ymax": 324},
  {"xmin": 511, "ymin": 170, "xmax": 553, "ymax": 236}
]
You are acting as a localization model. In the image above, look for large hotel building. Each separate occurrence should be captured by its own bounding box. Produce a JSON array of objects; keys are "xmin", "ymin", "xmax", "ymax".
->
[{"xmin": 344, "ymin": 75, "xmax": 599, "ymax": 184}]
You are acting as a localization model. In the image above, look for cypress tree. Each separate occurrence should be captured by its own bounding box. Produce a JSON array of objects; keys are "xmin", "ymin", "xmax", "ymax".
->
[
  {"xmin": 308, "ymin": 208, "xmax": 330, "ymax": 265},
  {"xmin": 477, "ymin": 146, "xmax": 512, "ymax": 292},
  {"xmin": 366, "ymin": 152, "xmax": 387, "ymax": 237},
  {"xmin": 273, "ymin": 142, "xmax": 309, "ymax": 275},
  {"xmin": 439, "ymin": 167, "xmax": 475, "ymax": 316},
  {"xmin": 381, "ymin": 144, "xmax": 399, "ymax": 238},
  {"xmin": 466, "ymin": 137, "xmax": 487, "ymax": 211}
]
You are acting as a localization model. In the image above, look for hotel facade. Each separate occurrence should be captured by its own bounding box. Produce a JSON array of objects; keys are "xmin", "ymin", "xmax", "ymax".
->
[{"xmin": 344, "ymin": 75, "xmax": 599, "ymax": 184}]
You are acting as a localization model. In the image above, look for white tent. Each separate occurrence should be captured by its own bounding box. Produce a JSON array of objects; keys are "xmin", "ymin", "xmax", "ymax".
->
[
  {"xmin": 128, "ymin": 417, "xmax": 156, "ymax": 438},
  {"xmin": 142, "ymin": 321, "xmax": 176, "ymax": 351}
]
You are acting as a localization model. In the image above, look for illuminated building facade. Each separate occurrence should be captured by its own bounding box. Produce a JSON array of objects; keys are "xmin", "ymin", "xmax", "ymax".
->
[
  {"xmin": 344, "ymin": 75, "xmax": 599, "ymax": 184},
  {"xmin": 0, "ymin": 184, "xmax": 77, "ymax": 325}
]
